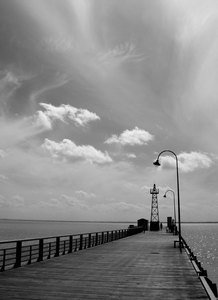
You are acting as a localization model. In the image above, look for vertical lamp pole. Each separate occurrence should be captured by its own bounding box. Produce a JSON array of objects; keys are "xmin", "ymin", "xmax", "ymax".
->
[
  {"xmin": 163, "ymin": 189, "xmax": 176, "ymax": 234},
  {"xmin": 153, "ymin": 150, "xmax": 182, "ymax": 252}
]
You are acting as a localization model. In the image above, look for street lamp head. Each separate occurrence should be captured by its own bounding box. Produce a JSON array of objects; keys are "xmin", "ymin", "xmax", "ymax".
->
[{"xmin": 153, "ymin": 159, "xmax": 161, "ymax": 166}]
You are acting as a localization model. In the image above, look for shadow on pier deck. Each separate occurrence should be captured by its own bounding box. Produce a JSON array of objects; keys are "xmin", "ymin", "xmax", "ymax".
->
[{"xmin": 0, "ymin": 232, "xmax": 212, "ymax": 299}]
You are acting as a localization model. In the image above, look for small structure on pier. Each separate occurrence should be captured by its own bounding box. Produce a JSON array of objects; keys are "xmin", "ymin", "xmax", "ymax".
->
[
  {"xmin": 137, "ymin": 218, "xmax": 148, "ymax": 231},
  {"xmin": 150, "ymin": 184, "xmax": 160, "ymax": 231}
]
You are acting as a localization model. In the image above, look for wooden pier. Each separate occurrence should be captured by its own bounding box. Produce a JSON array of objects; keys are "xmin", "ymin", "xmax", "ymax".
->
[{"xmin": 0, "ymin": 231, "xmax": 214, "ymax": 299}]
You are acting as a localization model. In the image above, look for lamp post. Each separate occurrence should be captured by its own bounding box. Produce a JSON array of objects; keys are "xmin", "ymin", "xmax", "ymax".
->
[
  {"xmin": 163, "ymin": 189, "xmax": 177, "ymax": 234},
  {"xmin": 153, "ymin": 150, "xmax": 182, "ymax": 252}
]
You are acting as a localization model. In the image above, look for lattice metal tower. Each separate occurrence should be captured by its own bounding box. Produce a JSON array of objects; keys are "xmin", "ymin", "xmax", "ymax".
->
[{"xmin": 150, "ymin": 184, "xmax": 160, "ymax": 231}]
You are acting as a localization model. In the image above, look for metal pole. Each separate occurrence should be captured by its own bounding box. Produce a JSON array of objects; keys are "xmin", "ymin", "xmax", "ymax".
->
[
  {"xmin": 172, "ymin": 192, "xmax": 176, "ymax": 225},
  {"xmin": 173, "ymin": 192, "xmax": 177, "ymax": 234},
  {"xmin": 154, "ymin": 150, "xmax": 182, "ymax": 252},
  {"xmin": 175, "ymin": 156, "xmax": 182, "ymax": 252}
]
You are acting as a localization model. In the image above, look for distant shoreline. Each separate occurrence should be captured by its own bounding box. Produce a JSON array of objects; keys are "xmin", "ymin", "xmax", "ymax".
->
[
  {"xmin": 0, "ymin": 219, "xmax": 135, "ymax": 224},
  {"xmin": 0, "ymin": 218, "xmax": 218, "ymax": 224}
]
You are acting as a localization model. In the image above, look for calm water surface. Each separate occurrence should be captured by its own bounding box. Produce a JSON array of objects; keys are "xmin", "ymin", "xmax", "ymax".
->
[
  {"xmin": 0, "ymin": 219, "xmax": 134, "ymax": 240},
  {"xmin": 0, "ymin": 220, "xmax": 217, "ymax": 286}
]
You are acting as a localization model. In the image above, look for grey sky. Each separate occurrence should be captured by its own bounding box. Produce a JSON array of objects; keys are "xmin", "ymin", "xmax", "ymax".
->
[{"xmin": 0, "ymin": 0, "xmax": 218, "ymax": 221}]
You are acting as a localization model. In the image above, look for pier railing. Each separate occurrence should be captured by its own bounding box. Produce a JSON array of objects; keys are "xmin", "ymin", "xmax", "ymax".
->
[{"xmin": 0, "ymin": 226, "xmax": 142, "ymax": 272}]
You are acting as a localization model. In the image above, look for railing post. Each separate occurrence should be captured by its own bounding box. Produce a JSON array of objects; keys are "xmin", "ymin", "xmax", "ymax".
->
[
  {"xmin": 88, "ymin": 234, "xmax": 91, "ymax": 248},
  {"xmin": 14, "ymin": 241, "xmax": 22, "ymax": 268},
  {"xmin": 74, "ymin": 239, "xmax": 78, "ymax": 252},
  {"xmin": 95, "ymin": 233, "xmax": 98, "ymax": 246},
  {"xmin": 38, "ymin": 239, "xmax": 44, "ymax": 262},
  {"xmin": 79, "ymin": 234, "xmax": 83, "ymax": 250},
  {"xmin": 55, "ymin": 237, "xmax": 60, "ymax": 257},
  {"xmin": 48, "ymin": 242, "xmax": 51, "ymax": 259},
  {"xmin": 63, "ymin": 240, "xmax": 66, "ymax": 254},
  {"xmin": 28, "ymin": 246, "xmax": 32, "ymax": 264},
  {"xmin": 107, "ymin": 231, "xmax": 109, "ymax": 243},
  {"xmin": 111, "ymin": 231, "xmax": 113, "ymax": 241},
  {"xmin": 68, "ymin": 236, "xmax": 73, "ymax": 253},
  {"xmin": 1, "ymin": 249, "xmax": 6, "ymax": 271}
]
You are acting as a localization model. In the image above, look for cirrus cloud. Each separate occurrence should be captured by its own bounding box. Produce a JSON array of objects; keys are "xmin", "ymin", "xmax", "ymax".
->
[
  {"xmin": 42, "ymin": 138, "xmax": 112, "ymax": 164},
  {"xmin": 97, "ymin": 42, "xmax": 146, "ymax": 65},
  {"xmin": 105, "ymin": 127, "xmax": 154, "ymax": 146}
]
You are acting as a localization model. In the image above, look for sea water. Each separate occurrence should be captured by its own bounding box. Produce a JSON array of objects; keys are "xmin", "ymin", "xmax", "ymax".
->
[
  {"xmin": 0, "ymin": 219, "xmax": 134, "ymax": 241},
  {"xmin": 182, "ymin": 223, "xmax": 218, "ymax": 286}
]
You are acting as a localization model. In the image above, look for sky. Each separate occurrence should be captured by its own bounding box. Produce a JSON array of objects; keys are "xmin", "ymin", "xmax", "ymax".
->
[{"xmin": 0, "ymin": 0, "xmax": 218, "ymax": 222}]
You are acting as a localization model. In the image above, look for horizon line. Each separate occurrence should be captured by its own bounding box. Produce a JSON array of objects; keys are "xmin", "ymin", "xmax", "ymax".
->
[{"xmin": 0, "ymin": 218, "xmax": 218, "ymax": 224}]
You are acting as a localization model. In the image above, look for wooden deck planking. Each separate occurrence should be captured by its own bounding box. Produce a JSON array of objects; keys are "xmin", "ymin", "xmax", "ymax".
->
[{"xmin": 0, "ymin": 232, "xmax": 210, "ymax": 299}]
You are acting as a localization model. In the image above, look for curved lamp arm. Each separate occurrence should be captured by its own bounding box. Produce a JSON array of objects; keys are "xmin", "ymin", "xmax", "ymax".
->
[
  {"xmin": 163, "ymin": 189, "xmax": 176, "ymax": 225},
  {"xmin": 153, "ymin": 150, "xmax": 178, "ymax": 165}
]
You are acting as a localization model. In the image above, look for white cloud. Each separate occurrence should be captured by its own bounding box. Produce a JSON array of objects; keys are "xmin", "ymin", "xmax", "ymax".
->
[
  {"xmin": 75, "ymin": 190, "xmax": 96, "ymax": 199},
  {"xmin": 109, "ymin": 201, "xmax": 141, "ymax": 212},
  {"xmin": 42, "ymin": 198, "xmax": 60, "ymax": 208},
  {"xmin": 60, "ymin": 194, "xmax": 82, "ymax": 207},
  {"xmin": 34, "ymin": 111, "xmax": 52, "ymax": 130},
  {"xmin": 105, "ymin": 127, "xmax": 154, "ymax": 146},
  {"xmin": 0, "ymin": 149, "xmax": 6, "ymax": 158},
  {"xmin": 126, "ymin": 153, "xmax": 136, "ymax": 159},
  {"xmin": 60, "ymin": 194, "xmax": 89, "ymax": 209},
  {"xmin": 35, "ymin": 103, "xmax": 100, "ymax": 130},
  {"xmin": 0, "ymin": 174, "xmax": 8, "ymax": 182},
  {"xmin": 11, "ymin": 195, "xmax": 25, "ymax": 207},
  {"xmin": 42, "ymin": 138, "xmax": 112, "ymax": 164},
  {"xmin": 160, "ymin": 151, "xmax": 213, "ymax": 173},
  {"xmin": 141, "ymin": 184, "xmax": 171, "ymax": 194},
  {"xmin": 42, "ymin": 194, "xmax": 89, "ymax": 210}
]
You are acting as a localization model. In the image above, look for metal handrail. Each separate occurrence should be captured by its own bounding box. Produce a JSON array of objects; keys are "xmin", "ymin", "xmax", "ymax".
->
[{"xmin": 0, "ymin": 226, "xmax": 143, "ymax": 272}]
